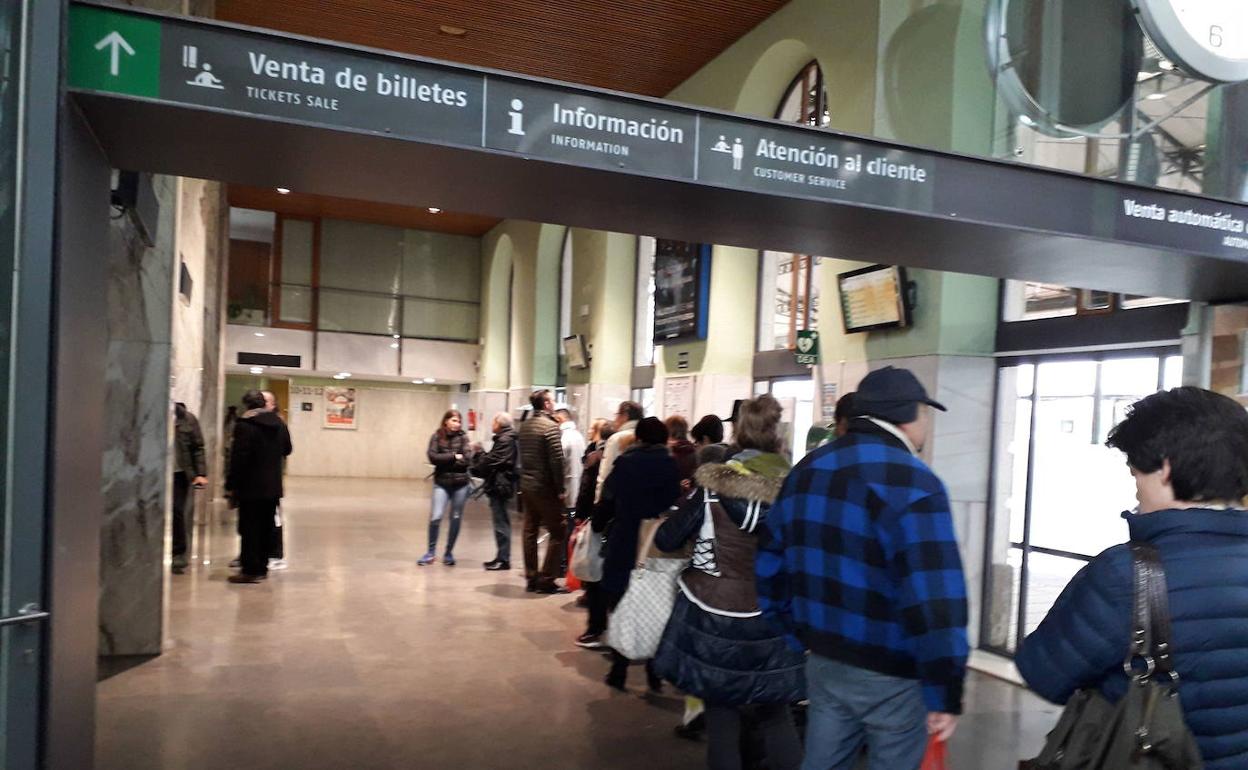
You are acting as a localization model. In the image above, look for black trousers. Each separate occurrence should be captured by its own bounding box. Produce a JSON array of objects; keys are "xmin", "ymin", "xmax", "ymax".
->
[
  {"xmin": 705, "ymin": 703, "xmax": 802, "ymax": 770},
  {"xmin": 171, "ymin": 471, "xmax": 191, "ymax": 561},
  {"xmin": 238, "ymin": 498, "xmax": 277, "ymax": 577},
  {"xmin": 585, "ymin": 581, "xmax": 622, "ymax": 636},
  {"xmin": 271, "ymin": 504, "xmax": 284, "ymax": 559}
]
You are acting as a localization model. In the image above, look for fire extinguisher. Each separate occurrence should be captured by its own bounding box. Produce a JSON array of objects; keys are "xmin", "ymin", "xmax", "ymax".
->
[{"xmin": 467, "ymin": 409, "xmax": 477, "ymax": 431}]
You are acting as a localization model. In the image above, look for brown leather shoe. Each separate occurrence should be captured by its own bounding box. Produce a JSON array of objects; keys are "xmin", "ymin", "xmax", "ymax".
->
[{"xmin": 227, "ymin": 573, "xmax": 264, "ymax": 584}]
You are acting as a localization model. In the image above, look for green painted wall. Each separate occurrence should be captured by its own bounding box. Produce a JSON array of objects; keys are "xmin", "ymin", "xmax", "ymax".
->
[{"xmin": 476, "ymin": 0, "xmax": 1005, "ymax": 386}]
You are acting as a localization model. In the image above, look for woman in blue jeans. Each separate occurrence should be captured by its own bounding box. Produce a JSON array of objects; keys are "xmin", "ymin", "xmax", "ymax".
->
[{"xmin": 419, "ymin": 409, "xmax": 475, "ymax": 566}]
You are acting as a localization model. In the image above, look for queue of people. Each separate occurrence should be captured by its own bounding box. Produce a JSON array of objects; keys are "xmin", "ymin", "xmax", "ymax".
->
[{"xmin": 408, "ymin": 366, "xmax": 1248, "ymax": 770}]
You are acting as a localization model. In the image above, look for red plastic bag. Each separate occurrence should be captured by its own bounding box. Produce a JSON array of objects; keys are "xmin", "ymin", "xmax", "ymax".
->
[
  {"xmin": 565, "ymin": 526, "xmax": 582, "ymax": 591},
  {"xmin": 920, "ymin": 736, "xmax": 947, "ymax": 770}
]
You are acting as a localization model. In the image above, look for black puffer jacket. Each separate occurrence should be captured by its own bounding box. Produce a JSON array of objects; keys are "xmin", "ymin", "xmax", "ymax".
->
[
  {"xmin": 226, "ymin": 409, "xmax": 292, "ymax": 501},
  {"xmin": 471, "ymin": 426, "xmax": 517, "ymax": 499},
  {"xmin": 427, "ymin": 430, "xmax": 473, "ymax": 488}
]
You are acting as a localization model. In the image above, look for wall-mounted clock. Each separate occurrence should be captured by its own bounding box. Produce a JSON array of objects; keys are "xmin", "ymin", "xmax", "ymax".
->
[{"xmin": 1132, "ymin": 0, "xmax": 1248, "ymax": 82}]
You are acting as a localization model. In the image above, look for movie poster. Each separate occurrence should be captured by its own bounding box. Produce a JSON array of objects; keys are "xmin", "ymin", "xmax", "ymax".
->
[
  {"xmin": 653, "ymin": 239, "xmax": 710, "ymax": 342},
  {"xmin": 324, "ymin": 387, "xmax": 357, "ymax": 429}
]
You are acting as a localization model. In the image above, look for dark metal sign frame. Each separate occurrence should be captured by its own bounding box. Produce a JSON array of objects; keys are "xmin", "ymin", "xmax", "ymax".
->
[{"xmin": 65, "ymin": 1, "xmax": 1248, "ymax": 302}]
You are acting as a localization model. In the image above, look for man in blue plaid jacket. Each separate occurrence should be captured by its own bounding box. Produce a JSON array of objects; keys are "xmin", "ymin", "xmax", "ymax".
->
[{"xmin": 758, "ymin": 366, "xmax": 968, "ymax": 770}]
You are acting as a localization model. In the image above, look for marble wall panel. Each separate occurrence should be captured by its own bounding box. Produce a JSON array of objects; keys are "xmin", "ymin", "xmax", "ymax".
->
[
  {"xmin": 99, "ymin": 173, "xmax": 176, "ymax": 657},
  {"xmin": 285, "ymin": 386, "xmax": 452, "ymax": 479}
]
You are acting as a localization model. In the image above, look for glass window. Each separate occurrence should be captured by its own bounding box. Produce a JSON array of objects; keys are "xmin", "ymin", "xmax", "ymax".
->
[
  {"xmin": 279, "ymin": 219, "xmax": 314, "ymax": 285},
  {"xmin": 318, "ymin": 289, "xmax": 398, "ymax": 336},
  {"xmin": 559, "ymin": 232, "xmax": 573, "ymax": 341},
  {"xmin": 758, "ymin": 251, "xmax": 822, "ymax": 352},
  {"xmin": 277, "ymin": 285, "xmax": 313, "ymax": 325},
  {"xmin": 631, "ymin": 387, "xmax": 655, "ymax": 417},
  {"xmin": 776, "ymin": 60, "xmax": 830, "ymax": 128},
  {"xmin": 227, "ymin": 208, "xmax": 274, "ymax": 325},
  {"xmin": 771, "ymin": 379, "xmax": 816, "ymax": 461},
  {"xmin": 401, "ymin": 230, "xmax": 480, "ymax": 303},
  {"xmin": 1036, "ymin": 360, "xmax": 1097, "ymax": 397},
  {"xmin": 319, "ymin": 219, "xmax": 401, "ymax": 293},
  {"xmin": 634, "ymin": 237, "xmax": 657, "ymax": 367},
  {"xmin": 402, "ymin": 298, "xmax": 478, "ymax": 342}
]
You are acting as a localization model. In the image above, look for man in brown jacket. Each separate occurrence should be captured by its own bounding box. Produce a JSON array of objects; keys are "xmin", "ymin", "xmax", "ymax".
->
[{"xmin": 517, "ymin": 389, "xmax": 567, "ymax": 593}]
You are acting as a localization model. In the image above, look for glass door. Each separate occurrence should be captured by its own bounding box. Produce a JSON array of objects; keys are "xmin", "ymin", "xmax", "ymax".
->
[
  {"xmin": 754, "ymin": 377, "xmax": 816, "ymax": 462},
  {"xmin": 982, "ymin": 352, "xmax": 1182, "ymax": 653},
  {"xmin": 0, "ymin": 2, "xmax": 50, "ymax": 767}
]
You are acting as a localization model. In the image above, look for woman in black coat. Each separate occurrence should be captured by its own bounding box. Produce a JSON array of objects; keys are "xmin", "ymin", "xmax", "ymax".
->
[
  {"xmin": 419, "ymin": 409, "xmax": 475, "ymax": 567},
  {"xmin": 592, "ymin": 417, "xmax": 682, "ymax": 691}
]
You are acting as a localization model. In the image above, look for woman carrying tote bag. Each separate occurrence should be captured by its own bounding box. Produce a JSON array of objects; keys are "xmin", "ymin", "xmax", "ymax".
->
[
  {"xmin": 652, "ymin": 395, "xmax": 806, "ymax": 770},
  {"xmin": 592, "ymin": 418, "xmax": 681, "ymax": 691}
]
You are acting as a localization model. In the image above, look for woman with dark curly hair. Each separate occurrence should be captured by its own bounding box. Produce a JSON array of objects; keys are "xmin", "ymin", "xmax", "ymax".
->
[{"xmin": 1017, "ymin": 386, "xmax": 1248, "ymax": 770}]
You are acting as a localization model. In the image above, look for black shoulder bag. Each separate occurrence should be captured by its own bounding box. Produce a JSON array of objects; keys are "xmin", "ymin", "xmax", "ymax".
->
[{"xmin": 1021, "ymin": 543, "xmax": 1204, "ymax": 770}]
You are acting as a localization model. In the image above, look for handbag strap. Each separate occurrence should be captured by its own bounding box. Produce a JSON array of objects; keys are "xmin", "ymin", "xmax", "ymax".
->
[
  {"xmin": 635, "ymin": 519, "xmax": 662, "ymax": 566},
  {"xmin": 1125, "ymin": 542, "xmax": 1178, "ymax": 684},
  {"xmin": 1136, "ymin": 542, "xmax": 1179, "ymax": 683}
]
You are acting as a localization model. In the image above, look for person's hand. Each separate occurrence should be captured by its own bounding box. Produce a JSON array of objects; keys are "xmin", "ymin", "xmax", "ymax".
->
[
  {"xmin": 192, "ymin": 476, "xmax": 208, "ymax": 489},
  {"xmin": 680, "ymin": 478, "xmax": 693, "ymax": 493},
  {"xmin": 926, "ymin": 712, "xmax": 958, "ymax": 742},
  {"xmin": 454, "ymin": 453, "xmax": 464, "ymax": 462}
]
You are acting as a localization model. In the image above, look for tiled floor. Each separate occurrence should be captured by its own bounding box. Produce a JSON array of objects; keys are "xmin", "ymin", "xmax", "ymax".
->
[{"xmin": 95, "ymin": 477, "xmax": 1059, "ymax": 769}]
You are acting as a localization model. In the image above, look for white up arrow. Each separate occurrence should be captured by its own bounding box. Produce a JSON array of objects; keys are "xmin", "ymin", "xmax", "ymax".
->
[{"xmin": 94, "ymin": 31, "xmax": 136, "ymax": 77}]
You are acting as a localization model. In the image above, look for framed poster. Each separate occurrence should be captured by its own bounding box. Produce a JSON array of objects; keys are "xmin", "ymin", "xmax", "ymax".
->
[
  {"xmin": 324, "ymin": 386, "xmax": 357, "ymax": 429},
  {"xmin": 653, "ymin": 239, "xmax": 712, "ymax": 343},
  {"xmin": 662, "ymin": 375, "xmax": 695, "ymax": 419}
]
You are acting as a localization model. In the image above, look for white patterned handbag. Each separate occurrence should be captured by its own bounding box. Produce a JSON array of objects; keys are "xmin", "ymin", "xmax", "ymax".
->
[{"xmin": 607, "ymin": 519, "xmax": 687, "ymax": 661}]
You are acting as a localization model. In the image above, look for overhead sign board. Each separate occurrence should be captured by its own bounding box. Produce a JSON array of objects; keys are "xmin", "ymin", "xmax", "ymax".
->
[{"xmin": 67, "ymin": 2, "xmax": 1248, "ymax": 268}]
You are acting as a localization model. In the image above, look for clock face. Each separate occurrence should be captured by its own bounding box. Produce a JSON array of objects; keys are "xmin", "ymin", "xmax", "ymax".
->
[
  {"xmin": 1172, "ymin": 2, "xmax": 1248, "ymax": 59},
  {"xmin": 1134, "ymin": 0, "xmax": 1248, "ymax": 82}
]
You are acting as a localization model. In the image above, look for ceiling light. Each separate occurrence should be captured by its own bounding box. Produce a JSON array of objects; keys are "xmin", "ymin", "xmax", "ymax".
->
[
  {"xmin": 412, "ymin": 379, "xmax": 422, "ymax": 384},
  {"xmin": 390, "ymin": 343, "xmax": 400, "ymax": 349},
  {"xmin": 276, "ymin": 187, "xmax": 291, "ymax": 194},
  {"xmin": 1146, "ymin": 91, "xmax": 1167, "ymax": 100},
  {"xmin": 393, "ymin": 334, "xmax": 401, "ymax": 339},
  {"xmin": 249, "ymin": 366, "xmax": 264, "ymax": 374},
  {"xmin": 1159, "ymin": 59, "xmax": 1175, "ymax": 71},
  {"xmin": 1018, "ymin": 115, "xmax": 1035, "ymax": 127},
  {"xmin": 254, "ymin": 332, "xmax": 266, "ymax": 337},
  {"xmin": 438, "ymin": 25, "xmax": 467, "ymax": 37},
  {"xmin": 427, "ymin": 207, "xmax": 442, "ymax": 214},
  {"xmin": 334, "ymin": 372, "xmax": 352, "ymax": 380},
  {"xmin": 423, "ymin": 377, "xmax": 436, "ymax": 383}
]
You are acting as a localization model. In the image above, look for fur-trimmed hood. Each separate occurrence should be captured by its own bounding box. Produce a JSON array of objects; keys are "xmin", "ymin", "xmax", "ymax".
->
[{"xmin": 694, "ymin": 452, "xmax": 789, "ymax": 504}]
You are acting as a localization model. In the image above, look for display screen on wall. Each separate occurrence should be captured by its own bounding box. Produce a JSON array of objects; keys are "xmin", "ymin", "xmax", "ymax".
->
[
  {"xmin": 653, "ymin": 239, "xmax": 712, "ymax": 343},
  {"xmin": 837, "ymin": 265, "xmax": 911, "ymax": 333}
]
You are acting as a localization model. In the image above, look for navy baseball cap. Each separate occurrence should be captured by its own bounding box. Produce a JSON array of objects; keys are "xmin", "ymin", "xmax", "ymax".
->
[{"xmin": 854, "ymin": 366, "xmax": 946, "ymax": 424}]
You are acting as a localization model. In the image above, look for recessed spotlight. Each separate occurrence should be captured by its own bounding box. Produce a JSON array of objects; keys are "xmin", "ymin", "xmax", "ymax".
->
[
  {"xmin": 411, "ymin": 379, "xmax": 422, "ymax": 384},
  {"xmin": 390, "ymin": 343, "xmax": 400, "ymax": 349},
  {"xmin": 334, "ymin": 372, "xmax": 352, "ymax": 380},
  {"xmin": 438, "ymin": 24, "xmax": 467, "ymax": 37},
  {"xmin": 1146, "ymin": 91, "xmax": 1167, "ymax": 101},
  {"xmin": 393, "ymin": 334, "xmax": 401, "ymax": 339},
  {"xmin": 1018, "ymin": 115, "xmax": 1035, "ymax": 127},
  {"xmin": 276, "ymin": 187, "xmax": 291, "ymax": 195},
  {"xmin": 249, "ymin": 366, "xmax": 264, "ymax": 374},
  {"xmin": 427, "ymin": 207, "xmax": 442, "ymax": 214},
  {"xmin": 423, "ymin": 377, "xmax": 436, "ymax": 383},
  {"xmin": 254, "ymin": 332, "xmax": 266, "ymax": 337}
]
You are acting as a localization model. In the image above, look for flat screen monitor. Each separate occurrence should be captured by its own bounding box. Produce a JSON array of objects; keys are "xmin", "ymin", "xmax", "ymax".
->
[
  {"xmin": 563, "ymin": 335, "xmax": 589, "ymax": 369},
  {"xmin": 837, "ymin": 265, "xmax": 911, "ymax": 333}
]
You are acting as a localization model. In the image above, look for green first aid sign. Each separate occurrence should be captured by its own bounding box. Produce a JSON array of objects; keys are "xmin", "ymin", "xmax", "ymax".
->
[
  {"xmin": 794, "ymin": 330, "xmax": 820, "ymax": 366},
  {"xmin": 68, "ymin": 5, "xmax": 162, "ymax": 98}
]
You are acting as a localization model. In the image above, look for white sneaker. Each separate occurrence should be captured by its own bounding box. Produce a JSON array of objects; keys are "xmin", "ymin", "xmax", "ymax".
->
[{"xmin": 268, "ymin": 558, "xmax": 289, "ymax": 571}]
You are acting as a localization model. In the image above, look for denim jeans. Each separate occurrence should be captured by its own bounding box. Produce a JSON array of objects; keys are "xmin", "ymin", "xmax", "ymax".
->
[
  {"xmin": 428, "ymin": 483, "xmax": 469, "ymax": 555},
  {"xmin": 801, "ymin": 655, "xmax": 927, "ymax": 770},
  {"xmin": 489, "ymin": 495, "xmax": 511, "ymax": 563}
]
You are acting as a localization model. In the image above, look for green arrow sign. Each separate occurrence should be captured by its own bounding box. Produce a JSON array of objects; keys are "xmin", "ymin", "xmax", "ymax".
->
[{"xmin": 68, "ymin": 5, "xmax": 161, "ymax": 98}]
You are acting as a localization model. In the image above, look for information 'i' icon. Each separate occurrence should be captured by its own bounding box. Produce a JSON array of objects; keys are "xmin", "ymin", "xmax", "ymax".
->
[{"xmin": 508, "ymin": 99, "xmax": 525, "ymax": 136}]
